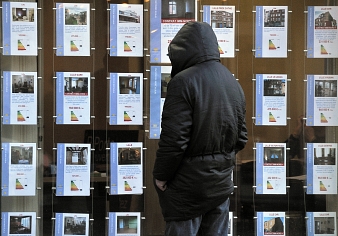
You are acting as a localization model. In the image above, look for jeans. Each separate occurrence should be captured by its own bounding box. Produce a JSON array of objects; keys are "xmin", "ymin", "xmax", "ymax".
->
[{"xmin": 165, "ymin": 198, "xmax": 230, "ymax": 236}]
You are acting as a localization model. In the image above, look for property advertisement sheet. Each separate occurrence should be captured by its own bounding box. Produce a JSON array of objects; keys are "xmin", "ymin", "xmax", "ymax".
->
[
  {"xmin": 1, "ymin": 143, "xmax": 36, "ymax": 196},
  {"xmin": 228, "ymin": 212, "xmax": 233, "ymax": 236},
  {"xmin": 56, "ymin": 72, "xmax": 91, "ymax": 124},
  {"xmin": 150, "ymin": 0, "xmax": 197, "ymax": 63},
  {"xmin": 56, "ymin": 3, "xmax": 90, "ymax": 56},
  {"xmin": 306, "ymin": 143, "xmax": 337, "ymax": 195},
  {"xmin": 56, "ymin": 143, "xmax": 91, "ymax": 196},
  {"xmin": 55, "ymin": 213, "xmax": 89, "ymax": 236},
  {"xmin": 306, "ymin": 75, "xmax": 338, "ymax": 126},
  {"xmin": 149, "ymin": 66, "xmax": 171, "ymax": 139},
  {"xmin": 109, "ymin": 73, "xmax": 143, "ymax": 125},
  {"xmin": 203, "ymin": 5, "xmax": 235, "ymax": 58},
  {"xmin": 2, "ymin": 2, "xmax": 37, "ymax": 56},
  {"xmin": 110, "ymin": 4, "xmax": 143, "ymax": 57},
  {"xmin": 2, "ymin": 71, "xmax": 37, "ymax": 125},
  {"xmin": 256, "ymin": 212, "xmax": 285, "ymax": 236},
  {"xmin": 108, "ymin": 212, "xmax": 141, "ymax": 236},
  {"xmin": 255, "ymin": 6, "xmax": 288, "ymax": 58},
  {"xmin": 256, "ymin": 143, "xmax": 286, "ymax": 194},
  {"xmin": 255, "ymin": 74, "xmax": 287, "ymax": 126},
  {"xmin": 307, "ymin": 6, "xmax": 338, "ymax": 58},
  {"xmin": 306, "ymin": 212, "xmax": 336, "ymax": 236},
  {"xmin": 1, "ymin": 212, "xmax": 36, "ymax": 235},
  {"xmin": 110, "ymin": 142, "xmax": 143, "ymax": 195}
]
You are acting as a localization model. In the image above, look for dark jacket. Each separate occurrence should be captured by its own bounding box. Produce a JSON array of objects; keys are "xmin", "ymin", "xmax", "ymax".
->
[{"xmin": 153, "ymin": 21, "xmax": 248, "ymax": 221}]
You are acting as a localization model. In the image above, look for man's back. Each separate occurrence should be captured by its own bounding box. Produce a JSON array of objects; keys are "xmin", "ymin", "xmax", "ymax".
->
[{"xmin": 172, "ymin": 60, "xmax": 247, "ymax": 157}]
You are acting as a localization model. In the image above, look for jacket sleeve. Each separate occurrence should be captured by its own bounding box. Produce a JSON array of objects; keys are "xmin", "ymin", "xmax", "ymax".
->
[
  {"xmin": 153, "ymin": 77, "xmax": 193, "ymax": 181},
  {"xmin": 235, "ymin": 100, "xmax": 248, "ymax": 153},
  {"xmin": 235, "ymin": 119, "xmax": 248, "ymax": 153}
]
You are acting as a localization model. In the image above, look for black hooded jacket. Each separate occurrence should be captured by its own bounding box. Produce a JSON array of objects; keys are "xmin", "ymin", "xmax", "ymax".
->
[{"xmin": 153, "ymin": 21, "xmax": 248, "ymax": 221}]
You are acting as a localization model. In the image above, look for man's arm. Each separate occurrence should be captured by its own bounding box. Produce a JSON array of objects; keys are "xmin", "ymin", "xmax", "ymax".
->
[
  {"xmin": 153, "ymin": 77, "xmax": 193, "ymax": 182},
  {"xmin": 235, "ymin": 105, "xmax": 248, "ymax": 153}
]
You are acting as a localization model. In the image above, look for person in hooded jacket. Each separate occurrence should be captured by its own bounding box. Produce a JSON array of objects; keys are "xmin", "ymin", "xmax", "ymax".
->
[{"xmin": 153, "ymin": 21, "xmax": 248, "ymax": 236}]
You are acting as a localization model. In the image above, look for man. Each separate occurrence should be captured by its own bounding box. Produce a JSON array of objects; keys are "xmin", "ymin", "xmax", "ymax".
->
[{"xmin": 153, "ymin": 21, "xmax": 248, "ymax": 236}]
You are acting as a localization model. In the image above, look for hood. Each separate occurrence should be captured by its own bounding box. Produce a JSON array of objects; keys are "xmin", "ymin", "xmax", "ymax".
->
[{"xmin": 168, "ymin": 21, "xmax": 220, "ymax": 77}]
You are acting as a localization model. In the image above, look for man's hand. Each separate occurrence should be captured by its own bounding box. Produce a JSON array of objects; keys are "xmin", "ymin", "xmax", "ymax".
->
[
  {"xmin": 155, "ymin": 179, "xmax": 167, "ymax": 191},
  {"xmin": 292, "ymin": 115, "xmax": 304, "ymax": 138},
  {"xmin": 304, "ymin": 126, "xmax": 316, "ymax": 142}
]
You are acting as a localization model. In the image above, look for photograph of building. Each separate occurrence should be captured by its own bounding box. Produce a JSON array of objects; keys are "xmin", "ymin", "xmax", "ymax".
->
[
  {"xmin": 210, "ymin": 10, "xmax": 233, "ymax": 28},
  {"xmin": 264, "ymin": 217, "xmax": 284, "ymax": 234},
  {"xmin": 264, "ymin": 8, "xmax": 286, "ymax": 27}
]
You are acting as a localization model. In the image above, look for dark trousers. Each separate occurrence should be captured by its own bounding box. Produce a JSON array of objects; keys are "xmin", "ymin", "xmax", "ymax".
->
[{"xmin": 165, "ymin": 198, "xmax": 230, "ymax": 236}]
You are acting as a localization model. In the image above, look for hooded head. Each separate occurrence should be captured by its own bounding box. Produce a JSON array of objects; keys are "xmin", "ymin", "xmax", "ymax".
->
[{"xmin": 168, "ymin": 21, "xmax": 220, "ymax": 77}]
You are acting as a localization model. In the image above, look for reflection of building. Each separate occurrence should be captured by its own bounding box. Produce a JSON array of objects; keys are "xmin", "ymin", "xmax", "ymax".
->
[
  {"xmin": 264, "ymin": 9, "xmax": 285, "ymax": 27},
  {"xmin": 119, "ymin": 10, "xmax": 140, "ymax": 23},
  {"xmin": 315, "ymin": 12, "xmax": 337, "ymax": 27},
  {"xmin": 264, "ymin": 217, "xmax": 284, "ymax": 233},
  {"xmin": 315, "ymin": 80, "xmax": 337, "ymax": 97},
  {"xmin": 210, "ymin": 11, "xmax": 233, "ymax": 28}
]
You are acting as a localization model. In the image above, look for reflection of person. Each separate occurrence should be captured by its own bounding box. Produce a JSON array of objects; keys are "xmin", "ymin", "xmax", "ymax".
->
[
  {"xmin": 153, "ymin": 22, "xmax": 248, "ymax": 235},
  {"xmin": 287, "ymin": 115, "xmax": 325, "ymax": 160},
  {"xmin": 43, "ymin": 153, "xmax": 52, "ymax": 176}
]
